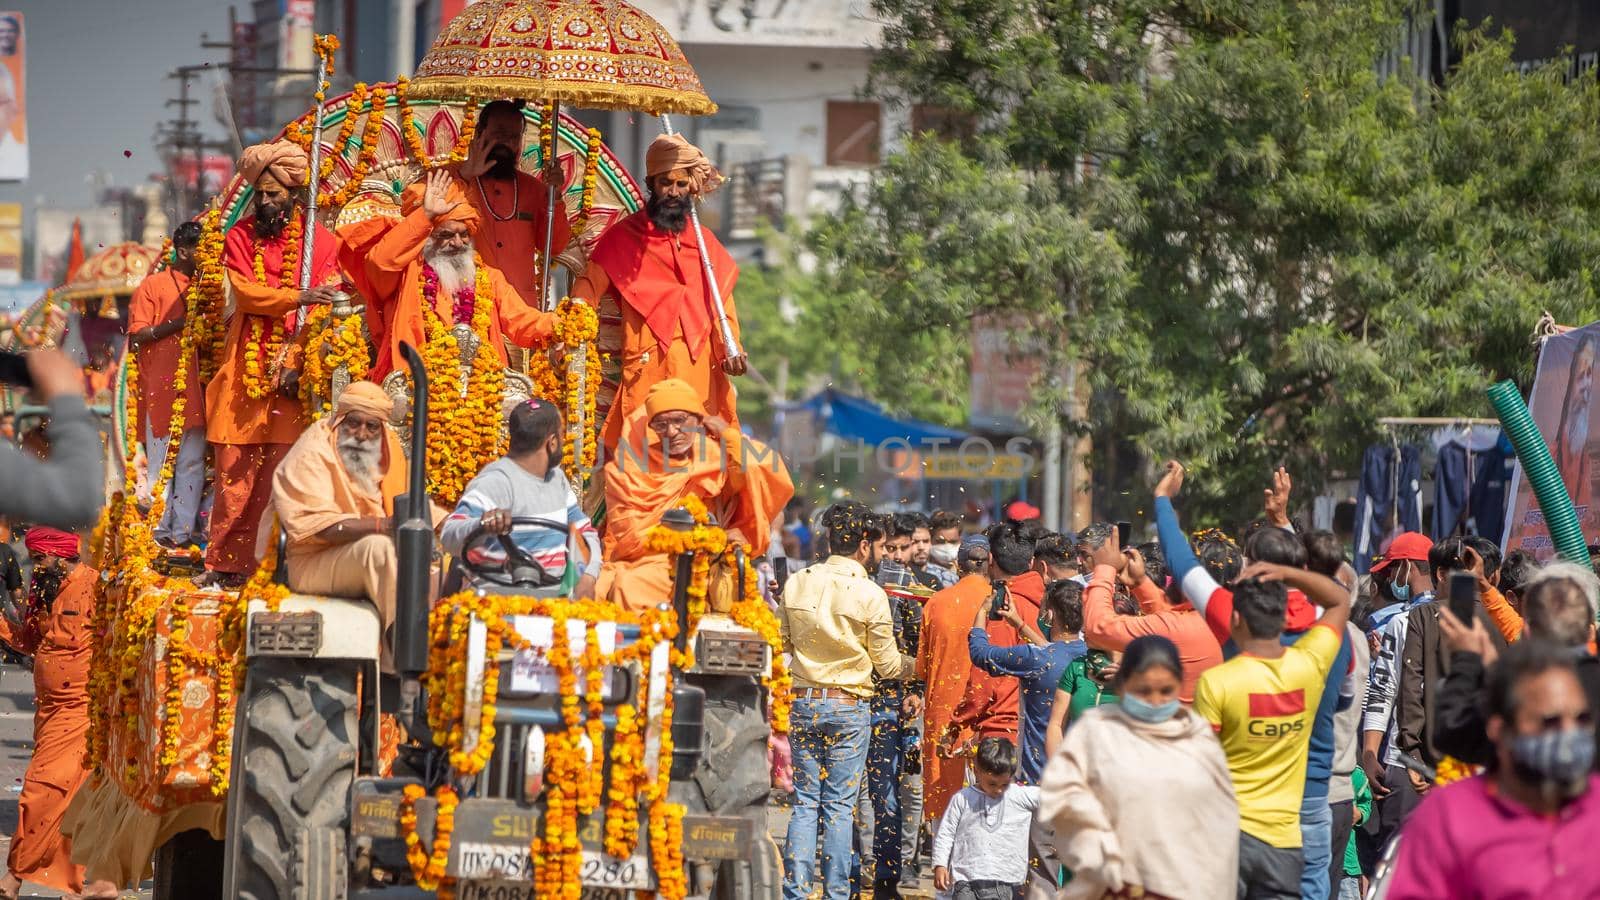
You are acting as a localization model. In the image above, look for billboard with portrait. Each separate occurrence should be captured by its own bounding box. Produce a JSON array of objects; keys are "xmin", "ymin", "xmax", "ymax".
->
[
  {"xmin": 632, "ymin": 0, "xmax": 882, "ymax": 48},
  {"xmin": 1503, "ymin": 321, "xmax": 1600, "ymax": 560},
  {"xmin": 0, "ymin": 12, "xmax": 24, "ymax": 181}
]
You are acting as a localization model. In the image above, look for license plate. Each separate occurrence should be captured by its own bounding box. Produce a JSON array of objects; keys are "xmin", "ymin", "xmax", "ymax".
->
[
  {"xmin": 454, "ymin": 841, "xmax": 653, "ymax": 890},
  {"xmin": 457, "ymin": 886, "xmax": 632, "ymax": 900}
]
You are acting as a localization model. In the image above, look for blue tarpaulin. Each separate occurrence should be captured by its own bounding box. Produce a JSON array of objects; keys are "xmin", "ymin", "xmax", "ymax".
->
[{"xmin": 787, "ymin": 387, "xmax": 972, "ymax": 447}]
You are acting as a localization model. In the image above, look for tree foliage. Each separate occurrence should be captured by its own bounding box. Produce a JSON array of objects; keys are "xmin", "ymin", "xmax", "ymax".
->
[{"xmin": 806, "ymin": 0, "xmax": 1600, "ymax": 520}]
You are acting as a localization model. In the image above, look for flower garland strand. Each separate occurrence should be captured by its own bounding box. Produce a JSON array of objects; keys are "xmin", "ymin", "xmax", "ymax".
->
[
  {"xmin": 396, "ymin": 76, "xmax": 477, "ymax": 169},
  {"xmin": 414, "ymin": 255, "xmax": 500, "ymax": 504},
  {"xmin": 400, "ymin": 783, "xmax": 459, "ymax": 893},
  {"xmin": 574, "ymin": 127, "xmax": 602, "ymax": 237},
  {"xmin": 242, "ymin": 212, "xmax": 303, "ymax": 399}
]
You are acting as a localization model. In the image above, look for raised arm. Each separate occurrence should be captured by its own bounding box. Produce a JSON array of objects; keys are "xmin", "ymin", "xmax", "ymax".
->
[
  {"xmin": 1152, "ymin": 461, "xmax": 1220, "ymax": 617},
  {"xmin": 0, "ymin": 365, "xmax": 104, "ymax": 529}
]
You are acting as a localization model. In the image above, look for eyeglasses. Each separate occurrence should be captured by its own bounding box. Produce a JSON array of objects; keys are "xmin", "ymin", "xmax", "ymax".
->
[{"xmin": 649, "ymin": 413, "xmax": 699, "ymax": 433}]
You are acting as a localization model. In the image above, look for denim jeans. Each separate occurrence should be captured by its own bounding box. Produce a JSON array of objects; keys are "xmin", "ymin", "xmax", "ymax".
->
[
  {"xmin": 865, "ymin": 688, "xmax": 911, "ymax": 894},
  {"xmin": 783, "ymin": 696, "xmax": 871, "ymax": 900},
  {"xmin": 1299, "ymin": 793, "xmax": 1333, "ymax": 900},
  {"xmin": 1336, "ymin": 876, "xmax": 1363, "ymax": 900}
]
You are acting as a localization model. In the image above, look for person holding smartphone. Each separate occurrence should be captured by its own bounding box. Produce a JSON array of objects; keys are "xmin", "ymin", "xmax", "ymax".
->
[{"xmin": 0, "ymin": 349, "xmax": 104, "ymax": 529}]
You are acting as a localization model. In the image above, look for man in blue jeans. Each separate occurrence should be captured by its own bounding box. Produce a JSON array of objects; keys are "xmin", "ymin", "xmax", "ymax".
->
[{"xmin": 779, "ymin": 501, "xmax": 916, "ymax": 900}]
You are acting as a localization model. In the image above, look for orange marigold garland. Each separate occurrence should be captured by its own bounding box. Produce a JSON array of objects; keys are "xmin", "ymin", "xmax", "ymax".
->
[
  {"xmin": 400, "ymin": 783, "xmax": 459, "ymax": 893},
  {"xmin": 1434, "ymin": 755, "xmax": 1478, "ymax": 786},
  {"xmin": 242, "ymin": 212, "xmax": 302, "ymax": 400},
  {"xmin": 574, "ymin": 127, "xmax": 602, "ymax": 237},
  {"xmin": 397, "ymin": 76, "xmax": 476, "ymax": 169},
  {"xmin": 413, "ymin": 255, "xmax": 500, "ymax": 504}
]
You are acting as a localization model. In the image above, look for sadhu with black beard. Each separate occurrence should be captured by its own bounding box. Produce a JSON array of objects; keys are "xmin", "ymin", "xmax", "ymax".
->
[
  {"xmin": 0, "ymin": 528, "xmax": 118, "ymax": 899},
  {"xmin": 203, "ymin": 140, "xmax": 345, "ymax": 586},
  {"xmin": 572, "ymin": 134, "xmax": 746, "ymax": 454},
  {"xmin": 454, "ymin": 99, "xmax": 572, "ymax": 304}
]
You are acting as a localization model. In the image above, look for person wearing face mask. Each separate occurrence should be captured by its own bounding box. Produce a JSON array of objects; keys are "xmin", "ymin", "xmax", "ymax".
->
[
  {"xmin": 1040, "ymin": 635, "xmax": 1238, "ymax": 900},
  {"xmin": 1358, "ymin": 531, "xmax": 1436, "ymax": 848},
  {"xmin": 925, "ymin": 509, "xmax": 964, "ymax": 587},
  {"xmin": 1384, "ymin": 641, "xmax": 1600, "ymax": 897}
]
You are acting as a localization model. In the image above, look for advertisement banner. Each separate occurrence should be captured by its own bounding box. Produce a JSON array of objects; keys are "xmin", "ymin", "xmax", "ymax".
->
[
  {"xmin": 0, "ymin": 12, "xmax": 26, "ymax": 181},
  {"xmin": 632, "ymin": 0, "xmax": 882, "ymax": 48},
  {"xmin": 1503, "ymin": 322, "xmax": 1600, "ymax": 560},
  {"xmin": 0, "ymin": 202, "xmax": 19, "ymax": 284}
]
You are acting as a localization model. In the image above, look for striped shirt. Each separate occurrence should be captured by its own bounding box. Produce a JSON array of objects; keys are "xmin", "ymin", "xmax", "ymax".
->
[{"xmin": 440, "ymin": 459, "xmax": 601, "ymax": 579}]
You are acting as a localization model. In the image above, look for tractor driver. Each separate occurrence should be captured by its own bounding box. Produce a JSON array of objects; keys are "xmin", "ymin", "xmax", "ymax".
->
[{"xmin": 268, "ymin": 382, "xmax": 406, "ymax": 672}]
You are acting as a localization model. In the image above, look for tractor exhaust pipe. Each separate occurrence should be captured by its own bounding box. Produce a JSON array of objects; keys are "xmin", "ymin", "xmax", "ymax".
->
[{"xmin": 394, "ymin": 342, "xmax": 432, "ymax": 680}]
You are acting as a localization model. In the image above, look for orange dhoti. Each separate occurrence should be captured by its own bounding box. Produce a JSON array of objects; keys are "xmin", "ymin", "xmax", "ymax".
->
[{"xmin": 206, "ymin": 443, "xmax": 290, "ymax": 574}]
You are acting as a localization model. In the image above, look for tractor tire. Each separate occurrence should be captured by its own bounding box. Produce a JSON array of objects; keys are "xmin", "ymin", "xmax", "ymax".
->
[
  {"xmin": 152, "ymin": 828, "xmax": 225, "ymax": 899},
  {"xmin": 223, "ymin": 657, "xmax": 359, "ymax": 900},
  {"xmin": 678, "ymin": 674, "xmax": 779, "ymax": 900}
]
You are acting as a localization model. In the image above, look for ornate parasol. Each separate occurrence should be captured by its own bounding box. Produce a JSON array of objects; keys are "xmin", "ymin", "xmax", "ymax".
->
[
  {"xmin": 406, "ymin": 0, "xmax": 717, "ymax": 116},
  {"xmin": 55, "ymin": 241, "xmax": 166, "ymax": 313}
]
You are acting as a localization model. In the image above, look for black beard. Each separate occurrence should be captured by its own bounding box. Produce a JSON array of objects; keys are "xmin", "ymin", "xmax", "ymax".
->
[
  {"xmin": 27, "ymin": 567, "xmax": 62, "ymax": 612},
  {"xmin": 254, "ymin": 204, "xmax": 291, "ymax": 240},
  {"xmin": 647, "ymin": 194, "xmax": 691, "ymax": 233},
  {"xmin": 486, "ymin": 147, "xmax": 518, "ymax": 180}
]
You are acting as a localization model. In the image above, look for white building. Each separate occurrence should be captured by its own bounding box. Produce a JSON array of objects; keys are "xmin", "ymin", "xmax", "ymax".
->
[{"xmin": 591, "ymin": 0, "xmax": 917, "ymax": 251}]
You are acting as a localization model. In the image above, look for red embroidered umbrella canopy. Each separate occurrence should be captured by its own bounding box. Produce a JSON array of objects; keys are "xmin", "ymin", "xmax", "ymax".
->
[{"xmin": 407, "ymin": 0, "xmax": 717, "ymax": 116}]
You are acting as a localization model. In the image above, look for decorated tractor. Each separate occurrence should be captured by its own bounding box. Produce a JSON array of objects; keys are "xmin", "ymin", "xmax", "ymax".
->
[{"xmin": 77, "ymin": 5, "xmax": 789, "ymax": 899}]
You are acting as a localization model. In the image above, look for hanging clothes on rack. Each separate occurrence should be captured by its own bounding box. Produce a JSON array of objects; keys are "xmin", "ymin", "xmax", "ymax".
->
[
  {"xmin": 1431, "ymin": 425, "xmax": 1513, "ymax": 546},
  {"xmin": 1354, "ymin": 443, "xmax": 1424, "ymax": 572}
]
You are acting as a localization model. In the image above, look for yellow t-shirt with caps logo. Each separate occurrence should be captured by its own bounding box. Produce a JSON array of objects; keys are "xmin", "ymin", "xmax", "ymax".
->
[{"xmin": 1194, "ymin": 623, "xmax": 1342, "ymax": 848}]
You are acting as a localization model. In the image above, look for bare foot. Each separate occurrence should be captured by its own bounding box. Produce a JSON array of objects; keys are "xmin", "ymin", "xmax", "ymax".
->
[
  {"xmin": 70, "ymin": 881, "xmax": 121, "ymax": 900},
  {"xmin": 0, "ymin": 873, "xmax": 20, "ymax": 900}
]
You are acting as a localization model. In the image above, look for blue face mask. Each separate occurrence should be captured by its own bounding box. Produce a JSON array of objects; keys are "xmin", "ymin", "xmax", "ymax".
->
[
  {"xmin": 1121, "ymin": 694, "xmax": 1180, "ymax": 724},
  {"xmin": 1389, "ymin": 563, "xmax": 1411, "ymax": 603}
]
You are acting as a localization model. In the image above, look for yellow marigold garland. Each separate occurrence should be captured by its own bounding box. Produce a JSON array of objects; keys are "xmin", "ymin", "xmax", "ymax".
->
[
  {"xmin": 413, "ymin": 256, "xmax": 500, "ymax": 504},
  {"xmin": 396, "ymin": 76, "xmax": 476, "ymax": 169},
  {"xmin": 400, "ymin": 783, "xmax": 458, "ymax": 893},
  {"xmin": 732, "ymin": 552, "xmax": 793, "ymax": 735},
  {"xmin": 297, "ymin": 305, "xmax": 371, "ymax": 420},
  {"xmin": 574, "ymin": 127, "xmax": 601, "ymax": 236},
  {"xmin": 1434, "ymin": 755, "xmax": 1478, "ymax": 786},
  {"xmin": 242, "ymin": 213, "xmax": 302, "ymax": 400},
  {"xmin": 539, "ymin": 101, "xmax": 556, "ymax": 171}
]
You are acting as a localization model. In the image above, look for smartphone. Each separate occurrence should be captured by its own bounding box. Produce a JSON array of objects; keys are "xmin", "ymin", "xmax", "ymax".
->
[
  {"xmin": 0, "ymin": 351, "xmax": 30, "ymax": 389},
  {"xmin": 1448, "ymin": 571, "xmax": 1477, "ymax": 625},
  {"xmin": 987, "ymin": 580, "xmax": 1008, "ymax": 621},
  {"xmin": 774, "ymin": 557, "xmax": 789, "ymax": 594},
  {"xmin": 1116, "ymin": 521, "xmax": 1132, "ymax": 549}
]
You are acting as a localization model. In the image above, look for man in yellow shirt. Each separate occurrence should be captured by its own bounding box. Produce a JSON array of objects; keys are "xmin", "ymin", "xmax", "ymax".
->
[
  {"xmin": 779, "ymin": 501, "xmax": 915, "ymax": 900},
  {"xmin": 1194, "ymin": 562, "xmax": 1352, "ymax": 900}
]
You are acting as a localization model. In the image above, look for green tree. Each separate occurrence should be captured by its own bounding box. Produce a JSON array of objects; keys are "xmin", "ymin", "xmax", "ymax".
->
[{"xmin": 808, "ymin": 0, "xmax": 1600, "ymax": 522}]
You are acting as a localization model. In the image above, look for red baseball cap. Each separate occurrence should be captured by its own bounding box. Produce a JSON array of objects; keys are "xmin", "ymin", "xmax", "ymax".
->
[
  {"xmin": 1370, "ymin": 531, "xmax": 1431, "ymax": 574},
  {"xmin": 1006, "ymin": 501, "xmax": 1042, "ymax": 522}
]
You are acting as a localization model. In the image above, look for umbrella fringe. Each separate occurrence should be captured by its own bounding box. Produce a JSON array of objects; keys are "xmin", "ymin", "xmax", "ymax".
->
[{"xmin": 404, "ymin": 76, "xmax": 717, "ymax": 117}]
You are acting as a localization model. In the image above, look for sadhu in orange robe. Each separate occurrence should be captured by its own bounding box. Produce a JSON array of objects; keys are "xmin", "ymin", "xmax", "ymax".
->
[
  {"xmin": 572, "ymin": 207, "xmax": 741, "ymax": 454},
  {"xmin": 363, "ymin": 177, "xmax": 556, "ymax": 379},
  {"xmin": 453, "ymin": 166, "xmax": 571, "ymax": 307},
  {"xmin": 0, "ymin": 555, "xmax": 98, "ymax": 894},
  {"xmin": 597, "ymin": 379, "xmax": 791, "ymax": 611},
  {"xmin": 206, "ymin": 215, "xmax": 342, "ymax": 574}
]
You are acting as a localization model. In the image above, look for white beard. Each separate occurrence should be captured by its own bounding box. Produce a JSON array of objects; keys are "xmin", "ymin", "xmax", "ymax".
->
[
  {"xmin": 337, "ymin": 433, "xmax": 383, "ymax": 495},
  {"xmin": 424, "ymin": 239, "xmax": 476, "ymax": 297}
]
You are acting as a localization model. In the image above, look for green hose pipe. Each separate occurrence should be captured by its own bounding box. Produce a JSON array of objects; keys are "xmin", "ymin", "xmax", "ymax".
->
[{"xmin": 1487, "ymin": 379, "xmax": 1593, "ymax": 567}]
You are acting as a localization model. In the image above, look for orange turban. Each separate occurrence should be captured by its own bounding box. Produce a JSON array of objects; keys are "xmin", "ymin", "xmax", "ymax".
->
[
  {"xmin": 336, "ymin": 381, "xmax": 395, "ymax": 421},
  {"xmin": 644, "ymin": 378, "xmax": 704, "ymax": 419},
  {"xmin": 239, "ymin": 140, "xmax": 310, "ymax": 188},
  {"xmin": 645, "ymin": 134, "xmax": 723, "ymax": 195},
  {"xmin": 401, "ymin": 178, "xmax": 482, "ymax": 234}
]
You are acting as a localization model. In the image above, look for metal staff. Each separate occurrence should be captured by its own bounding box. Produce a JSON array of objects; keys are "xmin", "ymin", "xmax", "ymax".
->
[
  {"xmin": 297, "ymin": 44, "xmax": 331, "ymax": 294},
  {"xmin": 659, "ymin": 114, "xmax": 744, "ymax": 366},
  {"xmin": 538, "ymin": 100, "xmax": 560, "ymax": 311}
]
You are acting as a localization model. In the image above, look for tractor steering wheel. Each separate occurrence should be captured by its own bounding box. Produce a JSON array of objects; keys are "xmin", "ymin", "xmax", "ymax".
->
[{"xmin": 455, "ymin": 516, "xmax": 572, "ymax": 589}]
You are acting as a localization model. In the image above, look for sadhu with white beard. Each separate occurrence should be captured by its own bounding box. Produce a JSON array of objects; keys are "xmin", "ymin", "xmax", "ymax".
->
[
  {"xmin": 268, "ymin": 382, "xmax": 407, "ymax": 672},
  {"xmin": 364, "ymin": 168, "xmax": 557, "ymax": 380}
]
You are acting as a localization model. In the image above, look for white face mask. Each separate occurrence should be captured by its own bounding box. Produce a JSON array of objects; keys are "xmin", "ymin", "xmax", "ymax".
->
[{"xmin": 929, "ymin": 542, "xmax": 959, "ymax": 566}]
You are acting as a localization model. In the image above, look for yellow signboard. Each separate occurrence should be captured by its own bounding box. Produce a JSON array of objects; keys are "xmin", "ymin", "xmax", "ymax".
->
[{"xmin": 923, "ymin": 452, "xmax": 1031, "ymax": 481}]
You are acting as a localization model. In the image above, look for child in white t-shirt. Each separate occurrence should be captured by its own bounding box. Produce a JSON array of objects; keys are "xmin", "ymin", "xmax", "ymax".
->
[{"xmin": 932, "ymin": 736, "xmax": 1040, "ymax": 900}]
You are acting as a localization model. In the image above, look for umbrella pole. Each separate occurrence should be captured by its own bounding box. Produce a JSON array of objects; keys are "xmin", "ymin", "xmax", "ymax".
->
[
  {"xmin": 298, "ymin": 45, "xmax": 330, "ymax": 295},
  {"xmin": 539, "ymin": 100, "xmax": 560, "ymax": 312},
  {"xmin": 659, "ymin": 114, "xmax": 744, "ymax": 366}
]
